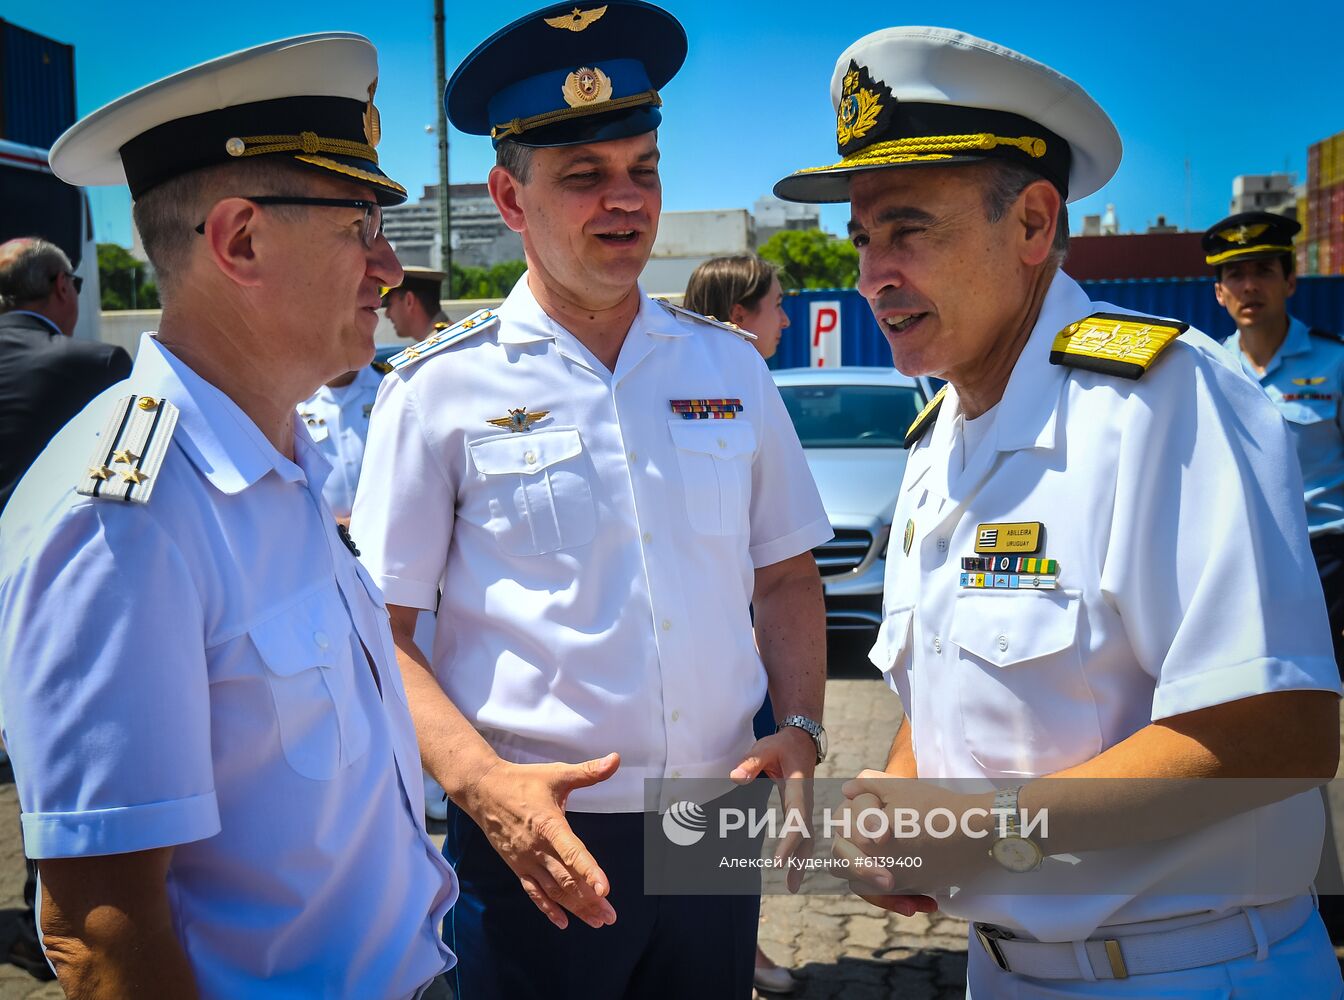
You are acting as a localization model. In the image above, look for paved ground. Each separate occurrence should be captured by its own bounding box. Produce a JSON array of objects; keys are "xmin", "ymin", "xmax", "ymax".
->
[{"xmin": 0, "ymin": 635, "xmax": 1338, "ymax": 998}]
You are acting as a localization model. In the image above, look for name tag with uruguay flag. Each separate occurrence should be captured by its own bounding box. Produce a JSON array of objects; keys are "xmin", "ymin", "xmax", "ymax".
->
[{"xmin": 974, "ymin": 521, "xmax": 1043, "ymax": 554}]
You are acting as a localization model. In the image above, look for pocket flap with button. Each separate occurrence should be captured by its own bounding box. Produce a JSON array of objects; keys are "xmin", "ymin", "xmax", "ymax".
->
[
  {"xmin": 469, "ymin": 428, "xmax": 583, "ymax": 475},
  {"xmin": 667, "ymin": 420, "xmax": 756, "ymax": 459},
  {"xmin": 1278, "ymin": 400, "xmax": 1329, "ymax": 426},
  {"xmin": 250, "ymin": 589, "xmax": 349, "ymax": 675},
  {"xmin": 949, "ymin": 591, "xmax": 1079, "ymax": 667},
  {"xmin": 869, "ymin": 607, "xmax": 914, "ymax": 673}
]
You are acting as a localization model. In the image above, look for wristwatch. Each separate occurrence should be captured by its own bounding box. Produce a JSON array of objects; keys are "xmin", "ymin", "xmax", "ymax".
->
[
  {"xmin": 988, "ymin": 786, "xmax": 1042, "ymax": 873},
  {"xmin": 776, "ymin": 715, "xmax": 828, "ymax": 764}
]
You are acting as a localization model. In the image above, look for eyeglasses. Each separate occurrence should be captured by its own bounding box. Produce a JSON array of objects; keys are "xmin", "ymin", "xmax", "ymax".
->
[
  {"xmin": 193, "ymin": 196, "xmax": 384, "ymax": 248},
  {"xmin": 53, "ymin": 271, "xmax": 83, "ymax": 294}
]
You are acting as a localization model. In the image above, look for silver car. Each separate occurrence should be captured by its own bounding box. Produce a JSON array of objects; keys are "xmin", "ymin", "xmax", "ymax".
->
[{"xmin": 772, "ymin": 367, "xmax": 933, "ymax": 637}]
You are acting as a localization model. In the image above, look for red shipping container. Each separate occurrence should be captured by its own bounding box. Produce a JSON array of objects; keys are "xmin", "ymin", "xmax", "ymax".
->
[
  {"xmin": 1309, "ymin": 143, "xmax": 1322, "ymax": 190},
  {"xmin": 1332, "ymin": 183, "xmax": 1344, "ymax": 228}
]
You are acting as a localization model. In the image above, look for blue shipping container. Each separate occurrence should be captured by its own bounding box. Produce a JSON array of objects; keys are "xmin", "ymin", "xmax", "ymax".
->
[
  {"xmin": 772, "ymin": 275, "xmax": 1344, "ymax": 369},
  {"xmin": 0, "ymin": 20, "xmax": 76, "ymax": 149}
]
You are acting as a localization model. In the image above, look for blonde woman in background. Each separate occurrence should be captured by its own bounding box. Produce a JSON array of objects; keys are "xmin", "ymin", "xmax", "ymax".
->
[{"xmin": 685, "ymin": 253, "xmax": 796, "ymax": 996}]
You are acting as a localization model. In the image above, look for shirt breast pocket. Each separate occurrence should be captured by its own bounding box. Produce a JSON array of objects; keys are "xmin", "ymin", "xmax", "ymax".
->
[
  {"xmin": 668, "ymin": 419, "xmax": 756, "ymax": 536},
  {"xmin": 949, "ymin": 590, "xmax": 1100, "ymax": 777},
  {"xmin": 248, "ymin": 588, "xmax": 372, "ymax": 780},
  {"xmin": 468, "ymin": 428, "xmax": 596, "ymax": 556}
]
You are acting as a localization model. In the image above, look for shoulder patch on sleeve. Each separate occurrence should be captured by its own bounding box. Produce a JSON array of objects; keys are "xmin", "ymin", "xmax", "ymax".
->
[
  {"xmin": 1310, "ymin": 328, "xmax": 1344, "ymax": 345},
  {"xmin": 905, "ymin": 384, "xmax": 947, "ymax": 449},
  {"xmin": 654, "ymin": 298, "xmax": 758, "ymax": 342},
  {"xmin": 1049, "ymin": 311, "xmax": 1189, "ymax": 380},
  {"xmin": 77, "ymin": 394, "xmax": 179, "ymax": 504},
  {"xmin": 387, "ymin": 309, "xmax": 499, "ymax": 371}
]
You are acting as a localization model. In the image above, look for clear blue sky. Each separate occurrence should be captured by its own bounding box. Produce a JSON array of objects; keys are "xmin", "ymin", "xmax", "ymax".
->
[{"xmin": 16, "ymin": 0, "xmax": 1344, "ymax": 247}]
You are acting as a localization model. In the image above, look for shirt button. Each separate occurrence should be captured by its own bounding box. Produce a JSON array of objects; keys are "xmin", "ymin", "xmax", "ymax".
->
[
  {"xmin": 524, "ymin": 450, "xmax": 537, "ymax": 465},
  {"xmin": 933, "ymin": 634, "xmax": 942, "ymax": 654},
  {"xmin": 671, "ymin": 710, "xmax": 680, "ymax": 722},
  {"xmin": 671, "ymin": 770, "xmax": 682, "ymax": 779},
  {"xmin": 662, "ymin": 619, "xmax": 672, "ymax": 631},
  {"xmin": 717, "ymin": 438, "xmax": 727, "ymax": 449},
  {"xmin": 314, "ymin": 631, "xmax": 330, "ymax": 650},
  {"xmin": 997, "ymin": 635, "xmax": 1009, "ymax": 652},
  {"xmin": 642, "ymin": 531, "xmax": 653, "ymax": 543},
  {"xmin": 936, "ymin": 537, "xmax": 948, "ymax": 552},
  {"xmin": 628, "ymin": 450, "xmax": 638, "ymax": 462}
]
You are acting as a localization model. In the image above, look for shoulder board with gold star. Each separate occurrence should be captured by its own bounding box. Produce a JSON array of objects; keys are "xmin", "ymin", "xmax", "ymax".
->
[
  {"xmin": 1049, "ymin": 312, "xmax": 1189, "ymax": 380},
  {"xmin": 654, "ymin": 299, "xmax": 758, "ymax": 342},
  {"xmin": 371, "ymin": 360, "xmax": 393, "ymax": 375},
  {"xmin": 905, "ymin": 384, "xmax": 947, "ymax": 449},
  {"xmin": 387, "ymin": 309, "xmax": 499, "ymax": 371},
  {"xmin": 77, "ymin": 394, "xmax": 179, "ymax": 504}
]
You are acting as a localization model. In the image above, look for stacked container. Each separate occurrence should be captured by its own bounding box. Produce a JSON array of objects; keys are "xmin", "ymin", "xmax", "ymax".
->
[{"xmin": 1304, "ymin": 131, "xmax": 1344, "ymax": 276}]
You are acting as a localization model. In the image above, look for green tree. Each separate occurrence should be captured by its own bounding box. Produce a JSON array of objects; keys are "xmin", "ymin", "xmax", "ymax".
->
[
  {"xmin": 97, "ymin": 243, "xmax": 160, "ymax": 310},
  {"xmin": 758, "ymin": 228, "xmax": 859, "ymax": 290},
  {"xmin": 449, "ymin": 259, "xmax": 527, "ymax": 299}
]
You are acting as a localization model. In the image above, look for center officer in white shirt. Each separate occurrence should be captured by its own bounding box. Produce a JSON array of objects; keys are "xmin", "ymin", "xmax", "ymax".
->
[
  {"xmin": 773, "ymin": 27, "xmax": 1343, "ymax": 998},
  {"xmin": 351, "ymin": 3, "xmax": 831, "ymax": 997},
  {"xmin": 0, "ymin": 36, "xmax": 457, "ymax": 998}
]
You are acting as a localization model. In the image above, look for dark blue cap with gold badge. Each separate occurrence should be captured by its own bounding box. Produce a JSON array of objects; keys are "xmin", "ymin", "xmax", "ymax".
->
[
  {"xmin": 1202, "ymin": 211, "xmax": 1300, "ymax": 268},
  {"xmin": 446, "ymin": 1, "xmax": 686, "ymax": 148},
  {"xmin": 49, "ymin": 33, "xmax": 407, "ymax": 206}
]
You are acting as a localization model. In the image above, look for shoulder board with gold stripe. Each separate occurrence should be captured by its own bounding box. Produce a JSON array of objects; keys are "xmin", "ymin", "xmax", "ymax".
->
[
  {"xmin": 1050, "ymin": 312, "xmax": 1188, "ymax": 380},
  {"xmin": 905, "ymin": 384, "xmax": 947, "ymax": 449},
  {"xmin": 77, "ymin": 394, "xmax": 179, "ymax": 504},
  {"xmin": 387, "ymin": 309, "xmax": 499, "ymax": 371},
  {"xmin": 654, "ymin": 298, "xmax": 757, "ymax": 342}
]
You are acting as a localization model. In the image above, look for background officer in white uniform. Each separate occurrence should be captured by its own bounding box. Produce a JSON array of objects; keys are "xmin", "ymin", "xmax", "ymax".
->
[
  {"xmin": 384, "ymin": 265, "xmax": 452, "ymax": 341},
  {"xmin": 351, "ymin": 3, "xmax": 831, "ymax": 997},
  {"xmin": 774, "ymin": 27, "xmax": 1344, "ymax": 998},
  {"xmin": 0, "ymin": 35, "xmax": 457, "ymax": 997},
  {"xmin": 298, "ymin": 361, "xmax": 387, "ymax": 524}
]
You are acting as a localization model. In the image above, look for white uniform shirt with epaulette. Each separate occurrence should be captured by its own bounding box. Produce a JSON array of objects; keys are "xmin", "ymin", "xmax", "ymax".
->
[
  {"xmin": 0, "ymin": 334, "xmax": 457, "ymax": 998},
  {"xmin": 351, "ymin": 276, "xmax": 831, "ymax": 812},
  {"xmin": 296, "ymin": 362, "xmax": 386, "ymax": 519},
  {"xmin": 869, "ymin": 271, "xmax": 1342, "ymax": 940}
]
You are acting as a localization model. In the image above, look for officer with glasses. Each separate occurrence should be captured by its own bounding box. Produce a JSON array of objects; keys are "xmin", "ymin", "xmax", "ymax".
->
[{"xmin": 0, "ymin": 34, "xmax": 458, "ymax": 997}]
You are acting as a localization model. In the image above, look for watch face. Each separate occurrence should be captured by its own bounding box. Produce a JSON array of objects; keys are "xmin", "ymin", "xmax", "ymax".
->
[
  {"xmin": 990, "ymin": 837, "xmax": 1042, "ymax": 873},
  {"xmin": 815, "ymin": 727, "xmax": 828, "ymax": 762}
]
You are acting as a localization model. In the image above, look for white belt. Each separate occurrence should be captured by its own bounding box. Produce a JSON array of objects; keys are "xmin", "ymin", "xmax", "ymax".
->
[{"xmin": 974, "ymin": 895, "xmax": 1314, "ymax": 981}]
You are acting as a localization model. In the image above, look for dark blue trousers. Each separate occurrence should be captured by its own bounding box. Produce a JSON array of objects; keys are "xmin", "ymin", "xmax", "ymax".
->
[{"xmin": 443, "ymin": 804, "xmax": 760, "ymax": 1000}]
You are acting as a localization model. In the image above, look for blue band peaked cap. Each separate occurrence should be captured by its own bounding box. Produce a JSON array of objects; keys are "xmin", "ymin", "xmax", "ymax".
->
[{"xmin": 446, "ymin": 1, "xmax": 686, "ymax": 148}]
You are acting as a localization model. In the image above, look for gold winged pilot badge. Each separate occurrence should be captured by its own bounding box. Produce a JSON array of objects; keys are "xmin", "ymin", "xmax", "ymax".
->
[
  {"xmin": 487, "ymin": 407, "xmax": 551, "ymax": 433},
  {"xmin": 544, "ymin": 5, "xmax": 608, "ymax": 31}
]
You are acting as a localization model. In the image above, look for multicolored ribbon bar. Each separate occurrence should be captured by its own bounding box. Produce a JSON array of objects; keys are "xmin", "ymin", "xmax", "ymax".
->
[
  {"xmin": 960, "ymin": 572, "xmax": 1058, "ymax": 590},
  {"xmin": 961, "ymin": 556, "xmax": 1059, "ymax": 575},
  {"xmin": 1280, "ymin": 392, "xmax": 1336, "ymax": 402},
  {"xmin": 670, "ymin": 398, "xmax": 744, "ymax": 419}
]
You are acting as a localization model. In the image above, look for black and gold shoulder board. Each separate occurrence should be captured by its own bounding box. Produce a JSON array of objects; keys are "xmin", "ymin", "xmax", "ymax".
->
[
  {"xmin": 1050, "ymin": 312, "xmax": 1188, "ymax": 380},
  {"xmin": 371, "ymin": 360, "xmax": 393, "ymax": 375},
  {"xmin": 905, "ymin": 384, "xmax": 947, "ymax": 449},
  {"xmin": 1310, "ymin": 328, "xmax": 1344, "ymax": 345}
]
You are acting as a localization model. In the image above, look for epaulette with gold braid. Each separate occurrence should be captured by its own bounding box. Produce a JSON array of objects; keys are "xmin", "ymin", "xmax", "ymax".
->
[
  {"xmin": 1049, "ymin": 312, "xmax": 1188, "ymax": 380},
  {"xmin": 904, "ymin": 384, "xmax": 947, "ymax": 449},
  {"xmin": 654, "ymin": 298, "xmax": 757, "ymax": 342},
  {"xmin": 387, "ymin": 309, "xmax": 499, "ymax": 371}
]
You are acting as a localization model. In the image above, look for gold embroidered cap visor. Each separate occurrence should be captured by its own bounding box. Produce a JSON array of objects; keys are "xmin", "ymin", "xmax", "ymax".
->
[
  {"xmin": 48, "ymin": 33, "xmax": 407, "ymax": 206},
  {"xmin": 1202, "ymin": 210, "xmax": 1301, "ymax": 267},
  {"xmin": 445, "ymin": 0, "xmax": 686, "ymax": 149},
  {"xmin": 773, "ymin": 26, "xmax": 1121, "ymax": 206}
]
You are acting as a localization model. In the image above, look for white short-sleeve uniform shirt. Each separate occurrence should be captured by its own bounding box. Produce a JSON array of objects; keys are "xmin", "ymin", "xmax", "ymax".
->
[
  {"xmin": 297, "ymin": 363, "xmax": 384, "ymax": 519},
  {"xmin": 351, "ymin": 277, "xmax": 831, "ymax": 812},
  {"xmin": 0, "ymin": 334, "xmax": 457, "ymax": 999},
  {"xmin": 870, "ymin": 273, "xmax": 1342, "ymax": 940}
]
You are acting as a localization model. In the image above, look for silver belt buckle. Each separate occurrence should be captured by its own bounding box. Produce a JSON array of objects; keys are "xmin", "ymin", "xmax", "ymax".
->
[{"xmin": 975, "ymin": 923, "xmax": 1012, "ymax": 971}]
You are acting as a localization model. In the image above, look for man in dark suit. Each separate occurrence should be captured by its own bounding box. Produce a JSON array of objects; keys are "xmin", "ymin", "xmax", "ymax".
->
[
  {"xmin": 0, "ymin": 237, "xmax": 131, "ymax": 515},
  {"xmin": 0, "ymin": 236, "xmax": 129, "ymax": 979}
]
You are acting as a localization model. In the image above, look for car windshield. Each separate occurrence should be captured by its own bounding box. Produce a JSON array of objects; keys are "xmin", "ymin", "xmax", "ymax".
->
[{"xmin": 778, "ymin": 383, "xmax": 924, "ymax": 449}]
